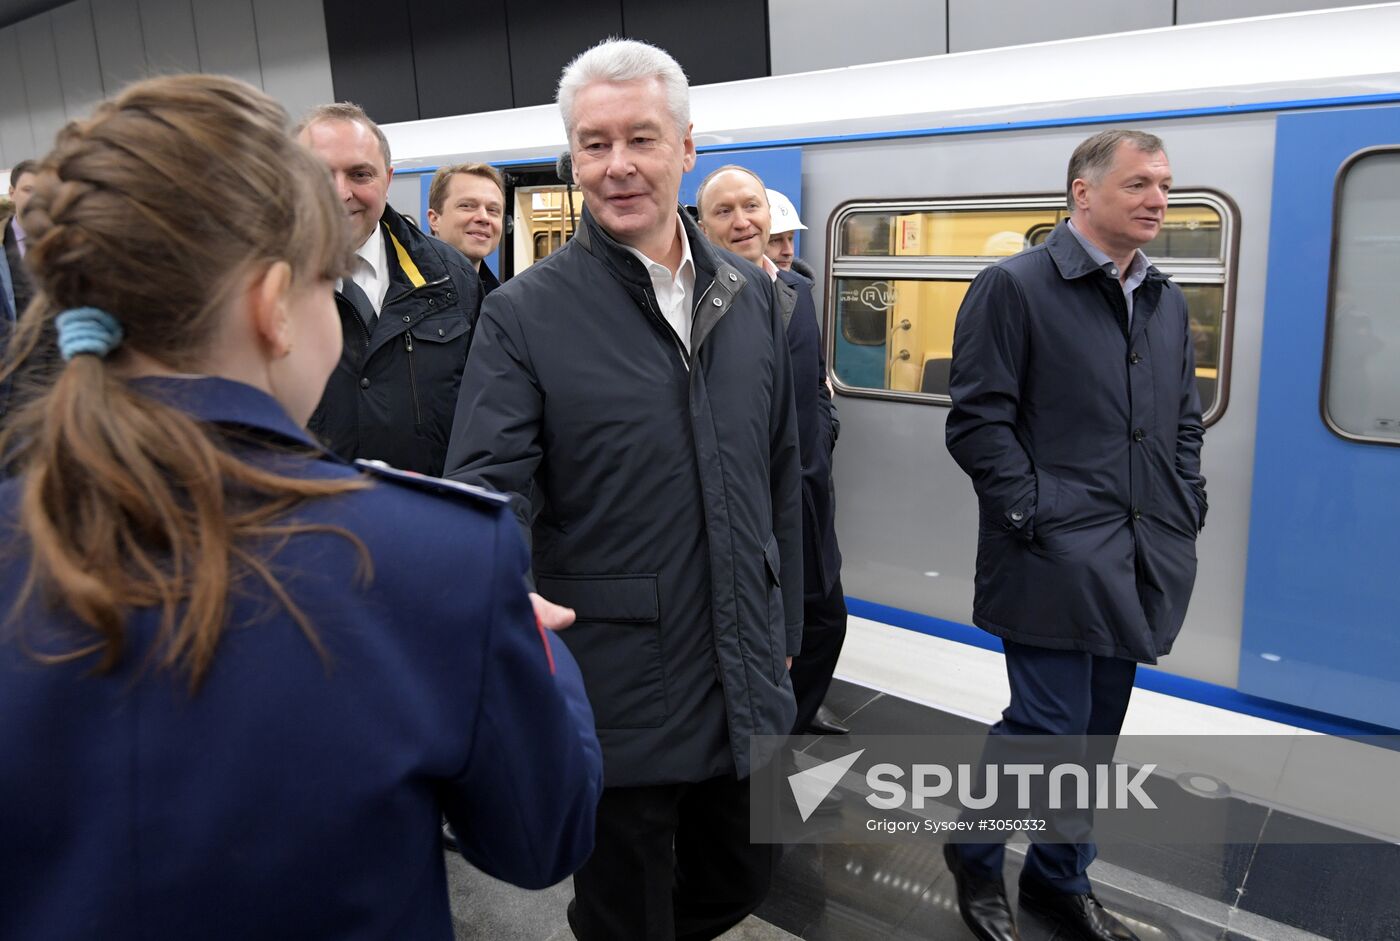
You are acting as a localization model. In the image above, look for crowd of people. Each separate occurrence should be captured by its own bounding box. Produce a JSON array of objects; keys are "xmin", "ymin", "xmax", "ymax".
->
[{"xmin": 0, "ymin": 33, "xmax": 1202, "ymax": 941}]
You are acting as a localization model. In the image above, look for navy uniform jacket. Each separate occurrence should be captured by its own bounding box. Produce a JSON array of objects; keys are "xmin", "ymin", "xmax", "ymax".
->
[
  {"xmin": 0, "ymin": 376, "xmax": 602, "ymax": 940},
  {"xmin": 946, "ymin": 222, "xmax": 1206, "ymax": 662}
]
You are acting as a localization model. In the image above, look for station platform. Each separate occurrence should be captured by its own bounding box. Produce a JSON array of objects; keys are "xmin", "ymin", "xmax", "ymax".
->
[{"xmin": 445, "ymin": 616, "xmax": 1400, "ymax": 940}]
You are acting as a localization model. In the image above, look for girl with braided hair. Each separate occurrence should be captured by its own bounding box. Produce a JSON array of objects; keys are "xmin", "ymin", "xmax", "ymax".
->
[{"xmin": 0, "ymin": 75, "xmax": 600, "ymax": 940}]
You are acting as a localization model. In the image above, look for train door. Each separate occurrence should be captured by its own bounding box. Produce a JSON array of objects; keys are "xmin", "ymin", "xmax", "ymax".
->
[{"xmin": 1241, "ymin": 105, "xmax": 1400, "ymax": 729}]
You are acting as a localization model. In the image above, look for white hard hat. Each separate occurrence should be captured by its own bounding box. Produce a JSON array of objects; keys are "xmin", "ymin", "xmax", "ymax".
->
[{"xmin": 766, "ymin": 188, "xmax": 807, "ymax": 234}]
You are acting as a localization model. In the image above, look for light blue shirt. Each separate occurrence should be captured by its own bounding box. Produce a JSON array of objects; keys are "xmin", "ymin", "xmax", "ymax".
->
[{"xmin": 1067, "ymin": 218, "xmax": 1149, "ymax": 325}]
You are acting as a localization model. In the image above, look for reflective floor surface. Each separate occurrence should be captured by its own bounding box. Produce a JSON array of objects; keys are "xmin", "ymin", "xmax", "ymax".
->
[{"xmin": 448, "ymin": 677, "xmax": 1400, "ymax": 940}]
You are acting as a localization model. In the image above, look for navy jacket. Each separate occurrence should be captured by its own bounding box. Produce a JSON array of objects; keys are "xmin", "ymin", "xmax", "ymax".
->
[
  {"xmin": 946, "ymin": 222, "xmax": 1206, "ymax": 663},
  {"xmin": 0, "ymin": 377, "xmax": 602, "ymax": 940},
  {"xmin": 309, "ymin": 203, "xmax": 481, "ymax": 477},
  {"xmin": 446, "ymin": 206, "xmax": 803, "ymax": 787},
  {"xmin": 776, "ymin": 268, "xmax": 842, "ymax": 601}
]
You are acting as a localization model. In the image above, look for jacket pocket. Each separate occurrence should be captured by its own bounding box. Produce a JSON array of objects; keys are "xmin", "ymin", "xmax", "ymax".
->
[
  {"xmin": 410, "ymin": 314, "xmax": 471, "ymax": 345},
  {"xmin": 1160, "ymin": 472, "xmax": 1205, "ymax": 536},
  {"xmin": 763, "ymin": 536, "xmax": 786, "ymax": 682},
  {"xmin": 405, "ymin": 313, "xmax": 471, "ymax": 442},
  {"xmin": 1031, "ymin": 465, "xmax": 1060, "ymax": 535},
  {"xmin": 536, "ymin": 573, "xmax": 665, "ymax": 729}
]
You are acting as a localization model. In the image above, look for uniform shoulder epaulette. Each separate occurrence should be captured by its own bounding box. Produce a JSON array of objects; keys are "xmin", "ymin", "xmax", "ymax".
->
[{"xmin": 353, "ymin": 459, "xmax": 511, "ymax": 507}]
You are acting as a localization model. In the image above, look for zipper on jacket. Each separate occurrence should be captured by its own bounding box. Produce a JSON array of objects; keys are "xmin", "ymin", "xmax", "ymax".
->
[
  {"xmin": 351, "ymin": 303, "xmax": 372, "ymax": 350},
  {"xmin": 642, "ymin": 290, "xmax": 691, "ymax": 371},
  {"xmin": 403, "ymin": 330, "xmax": 423, "ymax": 425}
]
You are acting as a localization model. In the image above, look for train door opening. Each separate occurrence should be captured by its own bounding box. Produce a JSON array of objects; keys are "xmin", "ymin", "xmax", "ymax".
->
[{"xmin": 500, "ymin": 165, "xmax": 583, "ymax": 278}]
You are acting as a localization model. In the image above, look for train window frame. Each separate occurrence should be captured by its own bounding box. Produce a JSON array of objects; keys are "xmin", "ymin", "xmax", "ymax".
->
[
  {"xmin": 823, "ymin": 191, "xmax": 1239, "ymax": 427},
  {"xmin": 1320, "ymin": 145, "xmax": 1400, "ymax": 448}
]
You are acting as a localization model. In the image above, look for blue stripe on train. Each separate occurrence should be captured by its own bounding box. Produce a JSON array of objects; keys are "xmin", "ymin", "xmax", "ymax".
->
[{"xmin": 845, "ymin": 596, "xmax": 1400, "ymax": 737}]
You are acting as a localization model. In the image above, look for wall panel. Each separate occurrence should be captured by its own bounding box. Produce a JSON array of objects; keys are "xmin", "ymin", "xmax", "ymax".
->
[
  {"xmin": 51, "ymin": 1, "xmax": 105, "ymax": 119},
  {"xmin": 0, "ymin": 26, "xmax": 39, "ymax": 166},
  {"xmin": 1176, "ymin": 0, "xmax": 1367, "ymax": 24},
  {"xmin": 622, "ymin": 0, "xmax": 768, "ymax": 88},
  {"xmin": 322, "ymin": 0, "xmax": 419, "ymax": 123},
  {"xmin": 138, "ymin": 0, "xmax": 200, "ymax": 74},
  {"xmin": 192, "ymin": 0, "xmax": 262, "ymax": 87},
  {"xmin": 15, "ymin": 14, "xmax": 65, "ymax": 155},
  {"xmin": 770, "ymin": 0, "xmax": 946, "ymax": 75},
  {"xmin": 252, "ymin": 0, "xmax": 334, "ymax": 119},
  {"xmin": 91, "ymin": 0, "xmax": 149, "ymax": 92},
  {"xmin": 948, "ymin": 0, "xmax": 1171, "ymax": 53},
  {"xmin": 409, "ymin": 0, "xmax": 513, "ymax": 120},
  {"xmin": 506, "ymin": 0, "xmax": 621, "ymax": 109}
]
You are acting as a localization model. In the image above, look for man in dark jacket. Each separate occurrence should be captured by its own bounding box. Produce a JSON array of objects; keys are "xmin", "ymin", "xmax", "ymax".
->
[
  {"xmin": 3, "ymin": 162, "xmax": 36, "ymax": 322},
  {"xmin": 445, "ymin": 39, "xmax": 803, "ymax": 941},
  {"xmin": 697, "ymin": 166, "xmax": 847, "ymax": 737},
  {"xmin": 297, "ymin": 104, "xmax": 480, "ymax": 476},
  {"xmin": 944, "ymin": 129, "xmax": 1205, "ymax": 941},
  {"xmin": 1, "ymin": 161, "xmax": 38, "ymax": 423}
]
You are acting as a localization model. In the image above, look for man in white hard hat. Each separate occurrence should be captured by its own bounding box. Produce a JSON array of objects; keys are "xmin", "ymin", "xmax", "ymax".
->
[{"xmin": 764, "ymin": 187, "xmax": 811, "ymax": 279}]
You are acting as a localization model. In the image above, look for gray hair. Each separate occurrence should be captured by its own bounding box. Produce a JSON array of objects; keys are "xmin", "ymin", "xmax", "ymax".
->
[
  {"xmin": 557, "ymin": 38, "xmax": 690, "ymax": 141},
  {"xmin": 694, "ymin": 164, "xmax": 767, "ymax": 216},
  {"xmin": 294, "ymin": 102, "xmax": 392, "ymax": 170},
  {"xmin": 1066, "ymin": 129, "xmax": 1164, "ymax": 210}
]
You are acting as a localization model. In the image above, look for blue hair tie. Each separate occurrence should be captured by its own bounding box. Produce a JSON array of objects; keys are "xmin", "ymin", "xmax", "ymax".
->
[{"xmin": 56, "ymin": 307, "xmax": 124, "ymax": 361}]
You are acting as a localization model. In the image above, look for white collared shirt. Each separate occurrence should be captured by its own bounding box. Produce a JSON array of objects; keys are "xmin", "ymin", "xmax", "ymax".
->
[
  {"xmin": 622, "ymin": 215, "xmax": 696, "ymax": 354},
  {"xmin": 347, "ymin": 224, "xmax": 390, "ymax": 316},
  {"xmin": 760, "ymin": 253, "xmax": 781, "ymax": 283}
]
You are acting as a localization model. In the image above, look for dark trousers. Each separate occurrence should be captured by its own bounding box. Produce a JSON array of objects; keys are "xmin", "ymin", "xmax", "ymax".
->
[
  {"xmin": 954, "ymin": 639, "xmax": 1137, "ymax": 894},
  {"xmin": 789, "ymin": 581, "xmax": 848, "ymax": 734},
  {"xmin": 568, "ymin": 774, "xmax": 777, "ymax": 941}
]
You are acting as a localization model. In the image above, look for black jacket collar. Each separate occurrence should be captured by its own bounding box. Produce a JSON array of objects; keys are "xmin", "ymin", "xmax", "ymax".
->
[
  {"xmin": 573, "ymin": 203, "xmax": 724, "ymax": 286},
  {"xmin": 378, "ymin": 202, "xmax": 451, "ymax": 289},
  {"xmin": 572, "ymin": 205, "xmax": 751, "ymax": 355},
  {"xmin": 1045, "ymin": 219, "xmax": 1167, "ymax": 285}
]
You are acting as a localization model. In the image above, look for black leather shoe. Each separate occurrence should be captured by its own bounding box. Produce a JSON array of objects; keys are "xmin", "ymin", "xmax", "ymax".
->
[
  {"xmin": 807, "ymin": 704, "xmax": 850, "ymax": 735},
  {"xmin": 1017, "ymin": 879, "xmax": 1137, "ymax": 941},
  {"xmin": 442, "ymin": 820, "xmax": 459, "ymax": 853},
  {"xmin": 943, "ymin": 842, "xmax": 1019, "ymax": 941}
]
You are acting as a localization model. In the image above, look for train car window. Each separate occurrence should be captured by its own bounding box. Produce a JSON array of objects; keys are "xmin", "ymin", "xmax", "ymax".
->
[
  {"xmin": 828, "ymin": 193, "xmax": 1236, "ymax": 423},
  {"xmin": 1322, "ymin": 147, "xmax": 1400, "ymax": 445},
  {"xmin": 1026, "ymin": 206, "xmax": 1223, "ymax": 260}
]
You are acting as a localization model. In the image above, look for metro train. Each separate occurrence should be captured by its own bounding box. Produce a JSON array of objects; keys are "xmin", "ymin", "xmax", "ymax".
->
[{"xmin": 381, "ymin": 4, "xmax": 1400, "ymax": 732}]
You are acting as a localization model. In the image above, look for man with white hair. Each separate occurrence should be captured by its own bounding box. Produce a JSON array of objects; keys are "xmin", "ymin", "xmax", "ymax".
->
[
  {"xmin": 697, "ymin": 167, "xmax": 847, "ymax": 741},
  {"xmin": 445, "ymin": 39, "xmax": 803, "ymax": 941}
]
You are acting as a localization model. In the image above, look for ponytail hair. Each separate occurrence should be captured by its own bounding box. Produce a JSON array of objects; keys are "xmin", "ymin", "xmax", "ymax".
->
[{"xmin": 0, "ymin": 75, "xmax": 368, "ymax": 690}]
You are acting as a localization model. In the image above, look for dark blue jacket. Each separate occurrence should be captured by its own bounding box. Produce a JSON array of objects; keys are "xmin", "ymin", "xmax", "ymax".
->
[
  {"xmin": 776, "ymin": 268, "xmax": 842, "ymax": 601},
  {"xmin": 0, "ymin": 376, "xmax": 602, "ymax": 940},
  {"xmin": 309, "ymin": 203, "xmax": 482, "ymax": 477},
  {"xmin": 445, "ymin": 207, "xmax": 803, "ymax": 787},
  {"xmin": 946, "ymin": 222, "xmax": 1206, "ymax": 663}
]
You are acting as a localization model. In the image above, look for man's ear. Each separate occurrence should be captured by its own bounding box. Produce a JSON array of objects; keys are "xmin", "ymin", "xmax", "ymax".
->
[
  {"xmin": 250, "ymin": 261, "xmax": 295, "ymax": 358},
  {"xmin": 426, "ymin": 207, "xmax": 441, "ymax": 236},
  {"xmin": 682, "ymin": 123, "xmax": 697, "ymax": 173},
  {"xmin": 1071, "ymin": 178, "xmax": 1090, "ymax": 212}
]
